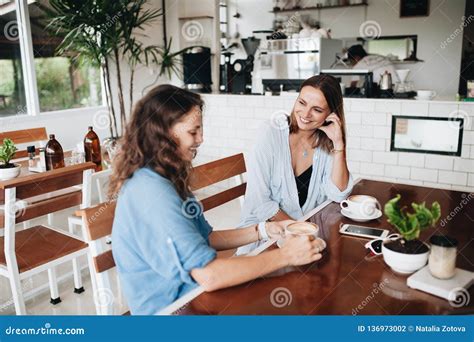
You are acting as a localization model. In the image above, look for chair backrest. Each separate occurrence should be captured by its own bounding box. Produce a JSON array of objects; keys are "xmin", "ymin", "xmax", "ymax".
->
[
  {"xmin": 190, "ymin": 153, "xmax": 246, "ymax": 211},
  {"xmin": 77, "ymin": 201, "xmax": 118, "ymax": 315},
  {"xmin": 0, "ymin": 162, "xmax": 95, "ymax": 225},
  {"xmin": 92, "ymin": 168, "xmax": 113, "ymax": 203},
  {"xmin": 0, "ymin": 127, "xmax": 48, "ymax": 159},
  {"xmin": 78, "ymin": 201, "xmax": 117, "ymax": 273}
]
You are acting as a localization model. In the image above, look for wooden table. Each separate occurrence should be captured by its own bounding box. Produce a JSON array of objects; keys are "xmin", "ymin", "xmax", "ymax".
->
[
  {"xmin": 0, "ymin": 159, "xmax": 96, "ymax": 227},
  {"xmin": 177, "ymin": 179, "xmax": 474, "ymax": 315}
]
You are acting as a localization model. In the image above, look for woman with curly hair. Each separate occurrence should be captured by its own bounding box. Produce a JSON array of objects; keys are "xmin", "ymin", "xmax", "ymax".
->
[{"xmin": 109, "ymin": 84, "xmax": 326, "ymax": 315}]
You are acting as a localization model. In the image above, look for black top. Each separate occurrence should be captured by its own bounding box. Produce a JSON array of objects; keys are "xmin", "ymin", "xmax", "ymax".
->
[{"xmin": 295, "ymin": 165, "xmax": 313, "ymax": 208}]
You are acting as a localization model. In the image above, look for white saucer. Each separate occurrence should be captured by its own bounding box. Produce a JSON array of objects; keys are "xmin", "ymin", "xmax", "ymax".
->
[{"xmin": 341, "ymin": 208, "xmax": 382, "ymax": 222}]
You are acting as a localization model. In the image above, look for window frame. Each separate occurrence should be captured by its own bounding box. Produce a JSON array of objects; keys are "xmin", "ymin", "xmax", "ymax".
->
[{"xmin": 0, "ymin": 0, "xmax": 104, "ymax": 120}]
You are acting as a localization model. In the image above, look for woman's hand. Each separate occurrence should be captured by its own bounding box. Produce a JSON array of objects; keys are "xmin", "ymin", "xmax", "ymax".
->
[
  {"xmin": 265, "ymin": 220, "xmax": 294, "ymax": 239},
  {"xmin": 280, "ymin": 236, "xmax": 326, "ymax": 266},
  {"xmin": 318, "ymin": 112, "xmax": 344, "ymax": 150}
]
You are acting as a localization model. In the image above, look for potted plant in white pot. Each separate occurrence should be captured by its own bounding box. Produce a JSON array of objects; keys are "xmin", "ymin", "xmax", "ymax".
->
[
  {"xmin": 382, "ymin": 194, "xmax": 441, "ymax": 274},
  {"xmin": 0, "ymin": 138, "xmax": 21, "ymax": 181}
]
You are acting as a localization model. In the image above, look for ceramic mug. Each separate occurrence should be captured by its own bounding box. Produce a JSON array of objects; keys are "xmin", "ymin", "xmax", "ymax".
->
[{"xmin": 340, "ymin": 195, "xmax": 381, "ymax": 218}]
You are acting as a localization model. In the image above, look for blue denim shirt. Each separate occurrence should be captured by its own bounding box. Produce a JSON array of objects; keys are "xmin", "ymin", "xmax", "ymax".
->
[{"xmin": 112, "ymin": 168, "xmax": 216, "ymax": 315}]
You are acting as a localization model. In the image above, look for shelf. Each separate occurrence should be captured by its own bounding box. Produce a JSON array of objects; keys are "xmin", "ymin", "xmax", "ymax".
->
[
  {"xmin": 178, "ymin": 15, "xmax": 214, "ymax": 20},
  {"xmin": 271, "ymin": 2, "xmax": 367, "ymax": 14}
]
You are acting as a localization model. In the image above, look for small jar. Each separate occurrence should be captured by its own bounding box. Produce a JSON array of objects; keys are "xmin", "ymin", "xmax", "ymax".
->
[
  {"xmin": 429, "ymin": 235, "xmax": 458, "ymax": 279},
  {"xmin": 27, "ymin": 145, "xmax": 36, "ymax": 167}
]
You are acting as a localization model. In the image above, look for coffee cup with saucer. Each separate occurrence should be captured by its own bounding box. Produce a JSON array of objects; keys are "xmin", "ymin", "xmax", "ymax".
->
[{"xmin": 340, "ymin": 195, "xmax": 382, "ymax": 222}]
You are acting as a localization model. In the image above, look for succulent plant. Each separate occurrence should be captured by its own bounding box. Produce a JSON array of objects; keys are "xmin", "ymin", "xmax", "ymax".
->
[
  {"xmin": 384, "ymin": 194, "xmax": 441, "ymax": 241},
  {"xmin": 0, "ymin": 139, "xmax": 18, "ymax": 167}
]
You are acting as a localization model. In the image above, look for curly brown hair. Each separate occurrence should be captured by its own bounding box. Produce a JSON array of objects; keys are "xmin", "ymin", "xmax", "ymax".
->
[
  {"xmin": 108, "ymin": 84, "xmax": 204, "ymax": 200},
  {"xmin": 289, "ymin": 74, "xmax": 346, "ymax": 153}
]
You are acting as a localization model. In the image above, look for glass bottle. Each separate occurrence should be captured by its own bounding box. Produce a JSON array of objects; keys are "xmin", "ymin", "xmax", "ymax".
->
[
  {"xmin": 84, "ymin": 126, "xmax": 102, "ymax": 171},
  {"xmin": 45, "ymin": 134, "xmax": 65, "ymax": 170}
]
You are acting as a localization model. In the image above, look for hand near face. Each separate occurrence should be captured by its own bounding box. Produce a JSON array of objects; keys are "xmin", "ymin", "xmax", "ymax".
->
[{"xmin": 318, "ymin": 113, "xmax": 344, "ymax": 149}]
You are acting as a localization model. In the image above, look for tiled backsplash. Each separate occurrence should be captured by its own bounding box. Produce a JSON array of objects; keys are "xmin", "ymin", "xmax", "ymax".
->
[{"xmin": 197, "ymin": 94, "xmax": 474, "ymax": 193}]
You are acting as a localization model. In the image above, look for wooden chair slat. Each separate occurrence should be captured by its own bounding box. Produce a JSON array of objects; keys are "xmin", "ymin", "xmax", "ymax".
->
[
  {"xmin": 190, "ymin": 153, "xmax": 246, "ymax": 190},
  {"xmin": 0, "ymin": 190, "xmax": 83, "ymax": 226},
  {"xmin": 94, "ymin": 250, "xmax": 116, "ymax": 273},
  {"xmin": 0, "ymin": 127, "xmax": 47, "ymax": 145},
  {"xmin": 78, "ymin": 201, "xmax": 116, "ymax": 241},
  {"xmin": 12, "ymin": 148, "xmax": 40, "ymax": 160},
  {"xmin": 201, "ymin": 183, "xmax": 246, "ymax": 212}
]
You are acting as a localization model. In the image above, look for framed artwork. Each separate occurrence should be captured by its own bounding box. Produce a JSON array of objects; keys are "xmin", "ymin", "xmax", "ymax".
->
[
  {"xmin": 400, "ymin": 0, "xmax": 429, "ymax": 17},
  {"xmin": 391, "ymin": 116, "xmax": 463, "ymax": 156}
]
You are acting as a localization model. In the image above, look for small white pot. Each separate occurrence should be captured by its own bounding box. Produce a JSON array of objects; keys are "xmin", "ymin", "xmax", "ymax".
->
[
  {"xmin": 382, "ymin": 241, "xmax": 430, "ymax": 274},
  {"xmin": 0, "ymin": 163, "xmax": 21, "ymax": 181}
]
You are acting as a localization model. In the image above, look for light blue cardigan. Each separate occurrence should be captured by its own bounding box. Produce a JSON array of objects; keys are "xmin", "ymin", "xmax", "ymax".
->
[{"xmin": 237, "ymin": 122, "xmax": 354, "ymax": 254}]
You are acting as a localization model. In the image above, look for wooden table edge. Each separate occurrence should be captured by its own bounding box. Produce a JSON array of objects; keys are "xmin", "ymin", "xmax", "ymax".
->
[{"xmin": 156, "ymin": 178, "xmax": 365, "ymax": 316}]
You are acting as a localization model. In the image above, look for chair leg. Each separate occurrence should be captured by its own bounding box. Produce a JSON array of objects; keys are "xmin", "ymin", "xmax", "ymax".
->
[
  {"xmin": 48, "ymin": 268, "xmax": 61, "ymax": 304},
  {"xmin": 8, "ymin": 269, "xmax": 26, "ymax": 315},
  {"xmin": 68, "ymin": 218, "xmax": 85, "ymax": 293},
  {"xmin": 72, "ymin": 258, "xmax": 84, "ymax": 294},
  {"xmin": 47, "ymin": 213, "xmax": 54, "ymax": 226}
]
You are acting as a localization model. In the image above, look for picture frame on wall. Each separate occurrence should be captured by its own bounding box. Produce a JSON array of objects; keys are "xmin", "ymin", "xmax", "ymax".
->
[{"xmin": 400, "ymin": 0, "xmax": 430, "ymax": 17}]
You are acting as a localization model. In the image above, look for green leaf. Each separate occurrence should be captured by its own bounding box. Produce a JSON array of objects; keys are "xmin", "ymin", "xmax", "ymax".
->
[
  {"xmin": 0, "ymin": 139, "xmax": 18, "ymax": 165},
  {"xmin": 384, "ymin": 194, "xmax": 442, "ymax": 240}
]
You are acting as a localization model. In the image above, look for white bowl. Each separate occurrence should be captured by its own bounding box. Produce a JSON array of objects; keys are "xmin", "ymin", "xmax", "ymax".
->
[
  {"xmin": 382, "ymin": 241, "xmax": 430, "ymax": 274},
  {"xmin": 0, "ymin": 164, "xmax": 21, "ymax": 181}
]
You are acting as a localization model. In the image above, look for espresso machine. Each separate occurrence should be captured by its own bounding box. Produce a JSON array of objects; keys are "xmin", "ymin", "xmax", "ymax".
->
[{"xmin": 220, "ymin": 37, "xmax": 260, "ymax": 94}]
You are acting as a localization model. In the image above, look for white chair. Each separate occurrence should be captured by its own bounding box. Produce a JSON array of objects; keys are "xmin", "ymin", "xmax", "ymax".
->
[
  {"xmin": 67, "ymin": 168, "xmax": 112, "ymax": 294},
  {"xmin": 0, "ymin": 163, "xmax": 95, "ymax": 315},
  {"xmin": 77, "ymin": 201, "xmax": 129, "ymax": 315}
]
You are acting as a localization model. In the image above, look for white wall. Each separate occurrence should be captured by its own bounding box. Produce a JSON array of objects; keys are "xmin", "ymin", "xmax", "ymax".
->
[
  {"xmin": 226, "ymin": 0, "xmax": 467, "ymax": 97},
  {"xmin": 0, "ymin": 106, "xmax": 109, "ymax": 151},
  {"xmin": 198, "ymin": 94, "xmax": 474, "ymax": 193}
]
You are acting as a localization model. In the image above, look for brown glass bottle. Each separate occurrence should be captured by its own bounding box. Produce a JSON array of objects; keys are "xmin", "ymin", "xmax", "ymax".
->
[
  {"xmin": 84, "ymin": 126, "xmax": 102, "ymax": 171},
  {"xmin": 45, "ymin": 134, "xmax": 65, "ymax": 170}
]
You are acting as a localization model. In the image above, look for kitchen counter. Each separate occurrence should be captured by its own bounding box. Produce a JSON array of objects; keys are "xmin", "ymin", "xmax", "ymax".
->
[{"xmin": 206, "ymin": 92, "xmax": 468, "ymax": 103}]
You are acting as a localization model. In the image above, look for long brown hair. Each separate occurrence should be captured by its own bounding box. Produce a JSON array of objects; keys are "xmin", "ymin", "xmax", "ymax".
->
[
  {"xmin": 108, "ymin": 84, "xmax": 204, "ymax": 200},
  {"xmin": 289, "ymin": 75, "xmax": 346, "ymax": 153}
]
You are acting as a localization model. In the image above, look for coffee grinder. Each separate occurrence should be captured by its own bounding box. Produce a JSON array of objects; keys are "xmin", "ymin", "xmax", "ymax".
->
[{"xmin": 221, "ymin": 37, "xmax": 260, "ymax": 94}]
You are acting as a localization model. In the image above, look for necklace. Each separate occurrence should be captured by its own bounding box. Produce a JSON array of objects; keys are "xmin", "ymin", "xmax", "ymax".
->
[{"xmin": 303, "ymin": 149, "xmax": 308, "ymax": 158}]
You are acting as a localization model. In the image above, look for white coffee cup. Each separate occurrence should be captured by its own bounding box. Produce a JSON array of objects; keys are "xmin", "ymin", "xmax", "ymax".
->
[
  {"xmin": 285, "ymin": 222, "xmax": 319, "ymax": 238},
  {"xmin": 416, "ymin": 90, "xmax": 437, "ymax": 100},
  {"xmin": 283, "ymin": 222, "xmax": 326, "ymax": 251},
  {"xmin": 340, "ymin": 195, "xmax": 381, "ymax": 218}
]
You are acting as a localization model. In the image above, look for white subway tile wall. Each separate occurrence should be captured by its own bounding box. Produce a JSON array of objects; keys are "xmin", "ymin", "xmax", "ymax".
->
[{"xmin": 198, "ymin": 95, "xmax": 474, "ymax": 193}]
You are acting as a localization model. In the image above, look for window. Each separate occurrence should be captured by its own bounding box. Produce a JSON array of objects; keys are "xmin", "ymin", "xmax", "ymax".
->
[
  {"xmin": 0, "ymin": 0, "xmax": 27, "ymax": 117},
  {"xmin": 29, "ymin": 0, "xmax": 102, "ymax": 112},
  {"xmin": 0, "ymin": 0, "xmax": 102, "ymax": 118}
]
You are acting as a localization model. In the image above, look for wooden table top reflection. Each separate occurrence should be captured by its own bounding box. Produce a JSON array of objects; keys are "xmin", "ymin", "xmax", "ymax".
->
[{"xmin": 177, "ymin": 179, "xmax": 474, "ymax": 315}]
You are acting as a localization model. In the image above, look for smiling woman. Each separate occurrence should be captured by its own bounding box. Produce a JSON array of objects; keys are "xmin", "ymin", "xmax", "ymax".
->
[
  {"xmin": 238, "ymin": 75, "xmax": 354, "ymax": 254},
  {"xmin": 108, "ymin": 84, "xmax": 326, "ymax": 315}
]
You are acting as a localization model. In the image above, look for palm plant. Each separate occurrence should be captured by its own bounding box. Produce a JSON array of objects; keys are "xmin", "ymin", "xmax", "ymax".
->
[{"xmin": 45, "ymin": 0, "xmax": 163, "ymax": 138}]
